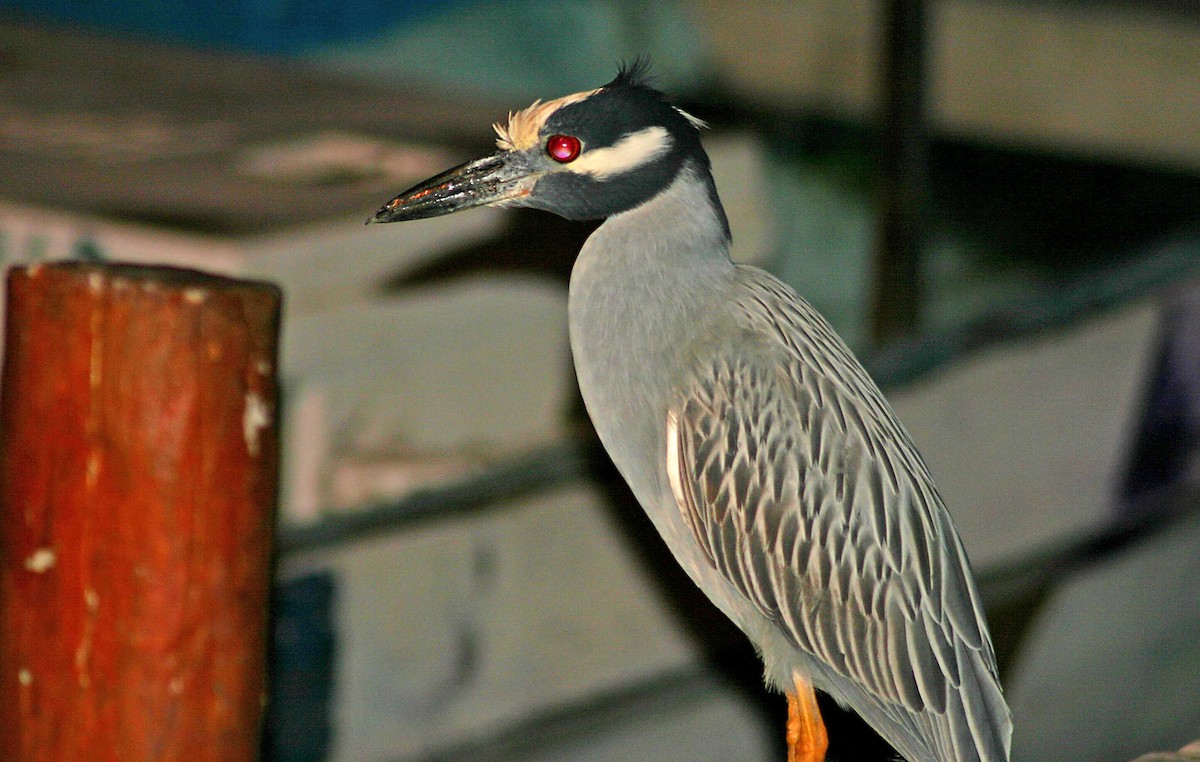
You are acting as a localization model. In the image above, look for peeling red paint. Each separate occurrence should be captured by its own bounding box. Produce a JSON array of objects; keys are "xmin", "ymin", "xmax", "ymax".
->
[{"xmin": 0, "ymin": 263, "xmax": 281, "ymax": 762}]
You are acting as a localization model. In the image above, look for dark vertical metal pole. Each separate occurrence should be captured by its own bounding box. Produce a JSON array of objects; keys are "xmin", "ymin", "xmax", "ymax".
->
[{"xmin": 872, "ymin": 0, "xmax": 929, "ymax": 345}]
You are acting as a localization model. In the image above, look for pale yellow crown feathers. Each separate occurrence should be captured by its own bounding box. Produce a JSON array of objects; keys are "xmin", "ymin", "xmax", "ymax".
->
[{"xmin": 493, "ymin": 88, "xmax": 600, "ymax": 152}]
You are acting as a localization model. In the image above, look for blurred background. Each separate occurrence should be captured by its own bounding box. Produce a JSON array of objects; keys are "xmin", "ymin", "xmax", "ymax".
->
[{"xmin": 0, "ymin": 1, "xmax": 1197, "ymax": 760}]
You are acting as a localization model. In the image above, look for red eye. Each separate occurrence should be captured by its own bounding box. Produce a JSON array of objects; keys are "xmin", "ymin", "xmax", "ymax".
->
[{"xmin": 546, "ymin": 134, "xmax": 581, "ymax": 163}]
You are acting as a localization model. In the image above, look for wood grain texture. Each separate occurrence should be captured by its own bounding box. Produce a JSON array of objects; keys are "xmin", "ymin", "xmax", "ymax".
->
[{"xmin": 0, "ymin": 262, "xmax": 281, "ymax": 761}]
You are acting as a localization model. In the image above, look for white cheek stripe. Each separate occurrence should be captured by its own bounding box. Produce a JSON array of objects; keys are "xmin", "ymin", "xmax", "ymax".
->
[{"xmin": 571, "ymin": 126, "xmax": 672, "ymax": 179}]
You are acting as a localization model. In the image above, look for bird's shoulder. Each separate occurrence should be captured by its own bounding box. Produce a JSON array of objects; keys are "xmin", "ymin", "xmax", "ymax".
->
[{"xmin": 695, "ymin": 265, "xmax": 918, "ymax": 472}]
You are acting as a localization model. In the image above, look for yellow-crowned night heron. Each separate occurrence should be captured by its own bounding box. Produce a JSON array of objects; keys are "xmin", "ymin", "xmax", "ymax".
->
[{"xmin": 369, "ymin": 62, "xmax": 1012, "ymax": 762}]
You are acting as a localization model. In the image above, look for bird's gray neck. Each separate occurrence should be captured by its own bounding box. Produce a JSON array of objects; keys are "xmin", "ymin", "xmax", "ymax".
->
[
  {"xmin": 568, "ymin": 162, "xmax": 734, "ymax": 506},
  {"xmin": 569, "ymin": 163, "xmax": 732, "ymax": 325},
  {"xmin": 574, "ymin": 161, "xmax": 731, "ymax": 277}
]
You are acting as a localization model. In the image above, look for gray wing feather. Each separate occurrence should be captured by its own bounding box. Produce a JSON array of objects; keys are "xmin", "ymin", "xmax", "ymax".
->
[{"xmin": 669, "ymin": 269, "xmax": 1012, "ymax": 762}]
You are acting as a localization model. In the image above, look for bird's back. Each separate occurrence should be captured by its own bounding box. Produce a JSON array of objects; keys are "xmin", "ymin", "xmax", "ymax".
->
[{"xmin": 672, "ymin": 265, "xmax": 1014, "ymax": 762}]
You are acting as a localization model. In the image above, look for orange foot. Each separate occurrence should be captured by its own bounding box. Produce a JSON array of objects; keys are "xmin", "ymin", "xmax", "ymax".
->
[{"xmin": 786, "ymin": 678, "xmax": 829, "ymax": 762}]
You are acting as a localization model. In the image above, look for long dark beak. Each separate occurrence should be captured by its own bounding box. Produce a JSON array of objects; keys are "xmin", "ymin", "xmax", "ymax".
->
[{"xmin": 367, "ymin": 151, "xmax": 537, "ymax": 224}]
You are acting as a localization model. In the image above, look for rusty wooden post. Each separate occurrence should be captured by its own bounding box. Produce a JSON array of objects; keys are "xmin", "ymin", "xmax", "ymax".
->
[{"xmin": 0, "ymin": 262, "xmax": 282, "ymax": 761}]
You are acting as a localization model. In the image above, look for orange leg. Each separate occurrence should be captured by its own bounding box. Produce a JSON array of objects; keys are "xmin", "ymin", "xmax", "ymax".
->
[{"xmin": 786, "ymin": 678, "xmax": 829, "ymax": 762}]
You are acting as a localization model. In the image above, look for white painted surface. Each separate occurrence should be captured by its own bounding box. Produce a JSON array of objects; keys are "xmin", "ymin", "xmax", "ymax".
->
[
  {"xmin": 891, "ymin": 301, "xmax": 1159, "ymax": 566},
  {"xmin": 281, "ymin": 484, "xmax": 702, "ymax": 762},
  {"xmin": 1009, "ymin": 511, "xmax": 1200, "ymax": 762}
]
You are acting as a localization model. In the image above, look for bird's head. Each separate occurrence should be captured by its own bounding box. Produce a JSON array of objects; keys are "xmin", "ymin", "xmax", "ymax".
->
[{"xmin": 368, "ymin": 60, "xmax": 710, "ymax": 224}]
